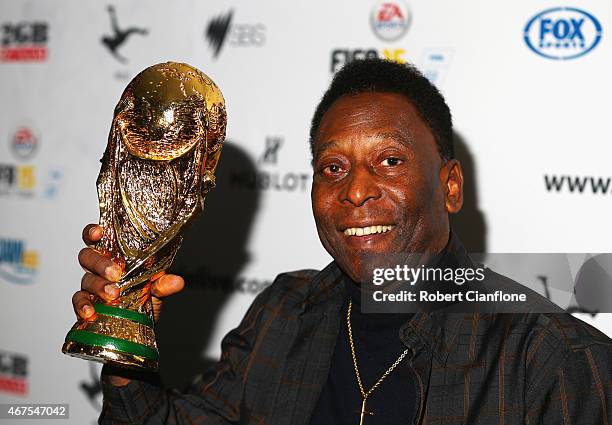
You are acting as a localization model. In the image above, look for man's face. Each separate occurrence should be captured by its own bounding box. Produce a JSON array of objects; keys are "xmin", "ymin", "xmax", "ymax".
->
[{"xmin": 311, "ymin": 92, "xmax": 462, "ymax": 282}]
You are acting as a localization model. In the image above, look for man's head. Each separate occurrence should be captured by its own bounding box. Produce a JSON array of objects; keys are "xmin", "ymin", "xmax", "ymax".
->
[
  {"xmin": 310, "ymin": 59, "xmax": 454, "ymax": 161},
  {"xmin": 310, "ymin": 59, "xmax": 463, "ymax": 282}
]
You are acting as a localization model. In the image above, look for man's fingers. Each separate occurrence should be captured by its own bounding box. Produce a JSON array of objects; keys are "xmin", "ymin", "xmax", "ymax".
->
[
  {"xmin": 151, "ymin": 274, "xmax": 185, "ymax": 298},
  {"xmin": 78, "ymin": 247, "xmax": 121, "ymax": 282},
  {"xmin": 81, "ymin": 272, "xmax": 119, "ymax": 302},
  {"xmin": 82, "ymin": 224, "xmax": 103, "ymax": 245},
  {"xmin": 72, "ymin": 290, "xmax": 95, "ymax": 320}
]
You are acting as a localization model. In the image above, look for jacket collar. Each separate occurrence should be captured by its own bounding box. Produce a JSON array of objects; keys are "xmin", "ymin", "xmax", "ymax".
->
[{"xmin": 402, "ymin": 230, "xmax": 474, "ymax": 366}]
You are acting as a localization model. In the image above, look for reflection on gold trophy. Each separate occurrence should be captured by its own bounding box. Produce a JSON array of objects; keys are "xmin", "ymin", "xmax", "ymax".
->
[{"xmin": 62, "ymin": 62, "xmax": 226, "ymax": 371}]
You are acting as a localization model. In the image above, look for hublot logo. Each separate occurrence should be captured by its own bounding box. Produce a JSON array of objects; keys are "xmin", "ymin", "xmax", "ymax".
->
[{"xmin": 230, "ymin": 137, "xmax": 311, "ymax": 192}]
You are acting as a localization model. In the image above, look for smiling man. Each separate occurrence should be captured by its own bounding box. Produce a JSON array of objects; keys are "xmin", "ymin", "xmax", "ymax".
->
[
  {"xmin": 74, "ymin": 59, "xmax": 611, "ymax": 424},
  {"xmin": 310, "ymin": 86, "xmax": 460, "ymax": 283}
]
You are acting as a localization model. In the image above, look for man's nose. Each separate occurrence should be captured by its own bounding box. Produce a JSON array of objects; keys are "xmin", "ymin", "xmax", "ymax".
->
[{"xmin": 339, "ymin": 166, "xmax": 381, "ymax": 206}]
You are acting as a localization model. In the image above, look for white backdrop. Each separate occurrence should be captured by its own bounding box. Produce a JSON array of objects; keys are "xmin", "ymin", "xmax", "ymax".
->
[{"xmin": 1, "ymin": 0, "xmax": 611, "ymax": 423}]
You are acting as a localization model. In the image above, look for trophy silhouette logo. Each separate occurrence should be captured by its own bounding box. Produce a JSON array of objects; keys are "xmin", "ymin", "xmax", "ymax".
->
[{"xmin": 62, "ymin": 62, "xmax": 226, "ymax": 370}]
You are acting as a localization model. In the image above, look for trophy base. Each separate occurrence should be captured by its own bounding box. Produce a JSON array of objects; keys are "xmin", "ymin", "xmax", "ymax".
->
[
  {"xmin": 62, "ymin": 300, "xmax": 159, "ymax": 372},
  {"xmin": 62, "ymin": 340, "xmax": 159, "ymax": 371}
]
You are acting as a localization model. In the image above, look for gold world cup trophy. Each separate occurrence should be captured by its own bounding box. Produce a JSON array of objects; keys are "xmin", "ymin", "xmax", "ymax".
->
[{"xmin": 61, "ymin": 62, "xmax": 226, "ymax": 371}]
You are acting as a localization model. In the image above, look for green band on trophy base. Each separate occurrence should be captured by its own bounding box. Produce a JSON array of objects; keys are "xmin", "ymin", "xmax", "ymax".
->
[
  {"xmin": 93, "ymin": 303, "xmax": 154, "ymax": 327},
  {"xmin": 65, "ymin": 330, "xmax": 158, "ymax": 360}
]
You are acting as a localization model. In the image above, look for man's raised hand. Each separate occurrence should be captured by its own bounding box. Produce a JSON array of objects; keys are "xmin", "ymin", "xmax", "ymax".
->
[{"xmin": 72, "ymin": 224, "xmax": 185, "ymax": 323}]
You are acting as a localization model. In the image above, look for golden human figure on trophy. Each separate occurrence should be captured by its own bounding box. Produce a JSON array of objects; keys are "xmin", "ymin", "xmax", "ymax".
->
[{"xmin": 62, "ymin": 62, "xmax": 226, "ymax": 371}]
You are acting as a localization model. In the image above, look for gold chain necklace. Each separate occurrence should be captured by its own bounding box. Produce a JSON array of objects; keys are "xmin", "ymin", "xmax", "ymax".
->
[{"xmin": 347, "ymin": 300, "xmax": 410, "ymax": 425}]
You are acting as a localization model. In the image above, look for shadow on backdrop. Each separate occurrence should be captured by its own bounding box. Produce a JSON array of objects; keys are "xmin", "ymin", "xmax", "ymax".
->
[
  {"xmin": 156, "ymin": 132, "xmax": 486, "ymax": 389},
  {"xmin": 156, "ymin": 142, "xmax": 260, "ymax": 390},
  {"xmin": 450, "ymin": 131, "xmax": 487, "ymax": 253}
]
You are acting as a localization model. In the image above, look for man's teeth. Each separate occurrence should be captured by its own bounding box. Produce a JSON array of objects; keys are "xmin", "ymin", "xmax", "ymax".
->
[{"xmin": 343, "ymin": 225, "xmax": 394, "ymax": 236}]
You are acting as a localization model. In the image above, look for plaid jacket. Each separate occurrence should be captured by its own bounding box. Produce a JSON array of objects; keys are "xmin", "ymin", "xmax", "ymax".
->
[{"xmin": 100, "ymin": 235, "xmax": 612, "ymax": 424}]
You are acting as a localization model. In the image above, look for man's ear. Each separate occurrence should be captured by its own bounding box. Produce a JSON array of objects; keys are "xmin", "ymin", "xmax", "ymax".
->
[{"xmin": 440, "ymin": 159, "xmax": 463, "ymax": 214}]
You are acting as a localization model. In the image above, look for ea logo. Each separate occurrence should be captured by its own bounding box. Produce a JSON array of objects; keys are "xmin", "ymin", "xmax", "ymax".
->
[
  {"xmin": 11, "ymin": 127, "xmax": 38, "ymax": 160},
  {"xmin": 370, "ymin": 0, "xmax": 411, "ymax": 41},
  {"xmin": 524, "ymin": 7, "xmax": 602, "ymax": 60}
]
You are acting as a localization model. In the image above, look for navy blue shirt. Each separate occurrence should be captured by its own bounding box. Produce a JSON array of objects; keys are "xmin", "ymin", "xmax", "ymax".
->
[{"xmin": 309, "ymin": 276, "xmax": 416, "ymax": 425}]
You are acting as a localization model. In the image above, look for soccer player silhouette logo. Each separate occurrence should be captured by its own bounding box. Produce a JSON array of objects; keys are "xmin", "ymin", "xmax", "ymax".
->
[
  {"xmin": 79, "ymin": 363, "xmax": 103, "ymax": 410},
  {"xmin": 101, "ymin": 5, "xmax": 148, "ymax": 64}
]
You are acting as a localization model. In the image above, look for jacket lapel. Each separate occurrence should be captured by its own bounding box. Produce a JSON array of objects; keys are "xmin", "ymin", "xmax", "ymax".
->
[{"xmin": 267, "ymin": 263, "xmax": 346, "ymax": 425}]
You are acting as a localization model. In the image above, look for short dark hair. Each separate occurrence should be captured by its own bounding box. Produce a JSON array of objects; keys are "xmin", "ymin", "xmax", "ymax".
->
[{"xmin": 309, "ymin": 59, "xmax": 453, "ymax": 160}]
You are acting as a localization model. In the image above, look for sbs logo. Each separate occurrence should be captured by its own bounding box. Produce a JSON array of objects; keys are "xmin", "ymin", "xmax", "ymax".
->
[{"xmin": 524, "ymin": 7, "xmax": 602, "ymax": 60}]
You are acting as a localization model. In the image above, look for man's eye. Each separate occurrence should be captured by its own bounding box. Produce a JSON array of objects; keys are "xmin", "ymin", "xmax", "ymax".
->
[
  {"xmin": 323, "ymin": 164, "xmax": 342, "ymax": 174},
  {"xmin": 320, "ymin": 163, "xmax": 344, "ymax": 177},
  {"xmin": 381, "ymin": 157, "xmax": 402, "ymax": 166}
]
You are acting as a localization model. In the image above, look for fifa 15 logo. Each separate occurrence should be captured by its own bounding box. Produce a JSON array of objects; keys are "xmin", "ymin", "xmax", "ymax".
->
[{"xmin": 331, "ymin": 49, "xmax": 406, "ymax": 73}]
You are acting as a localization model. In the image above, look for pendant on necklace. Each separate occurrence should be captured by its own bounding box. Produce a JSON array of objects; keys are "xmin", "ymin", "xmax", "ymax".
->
[{"xmin": 357, "ymin": 397, "xmax": 374, "ymax": 425}]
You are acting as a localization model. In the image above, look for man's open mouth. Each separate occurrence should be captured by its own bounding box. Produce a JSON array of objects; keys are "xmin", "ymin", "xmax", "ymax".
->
[{"xmin": 342, "ymin": 225, "xmax": 394, "ymax": 236}]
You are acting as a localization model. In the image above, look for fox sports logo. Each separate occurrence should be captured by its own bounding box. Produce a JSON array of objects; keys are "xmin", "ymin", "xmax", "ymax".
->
[{"xmin": 524, "ymin": 7, "xmax": 602, "ymax": 60}]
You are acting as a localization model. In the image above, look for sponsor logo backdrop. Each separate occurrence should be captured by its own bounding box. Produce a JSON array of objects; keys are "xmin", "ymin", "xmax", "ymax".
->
[{"xmin": 0, "ymin": 0, "xmax": 610, "ymax": 423}]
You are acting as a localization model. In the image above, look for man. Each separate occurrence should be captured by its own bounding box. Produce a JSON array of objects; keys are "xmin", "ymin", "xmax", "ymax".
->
[{"xmin": 73, "ymin": 59, "xmax": 611, "ymax": 424}]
